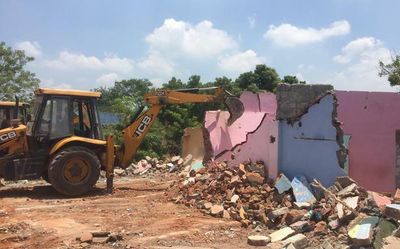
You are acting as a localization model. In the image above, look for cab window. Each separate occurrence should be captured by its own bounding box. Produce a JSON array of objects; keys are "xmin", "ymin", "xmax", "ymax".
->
[
  {"xmin": 38, "ymin": 97, "xmax": 72, "ymax": 139},
  {"xmin": 72, "ymin": 99, "xmax": 93, "ymax": 138}
]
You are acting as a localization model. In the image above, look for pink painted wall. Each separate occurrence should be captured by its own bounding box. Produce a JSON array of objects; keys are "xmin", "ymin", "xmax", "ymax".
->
[
  {"xmin": 336, "ymin": 91, "xmax": 400, "ymax": 193},
  {"xmin": 204, "ymin": 92, "xmax": 265, "ymax": 157},
  {"xmin": 205, "ymin": 92, "xmax": 278, "ymax": 178}
]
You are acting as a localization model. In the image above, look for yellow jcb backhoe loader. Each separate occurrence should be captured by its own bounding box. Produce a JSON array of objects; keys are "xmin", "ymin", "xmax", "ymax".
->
[
  {"xmin": 0, "ymin": 87, "xmax": 244, "ymax": 196},
  {"xmin": 0, "ymin": 101, "xmax": 29, "ymax": 129}
]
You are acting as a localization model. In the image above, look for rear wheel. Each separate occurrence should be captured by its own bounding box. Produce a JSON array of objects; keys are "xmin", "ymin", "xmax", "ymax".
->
[{"xmin": 48, "ymin": 146, "xmax": 100, "ymax": 196}]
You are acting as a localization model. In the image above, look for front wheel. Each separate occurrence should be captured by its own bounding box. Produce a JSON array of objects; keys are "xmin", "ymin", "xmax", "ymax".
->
[{"xmin": 48, "ymin": 146, "xmax": 100, "ymax": 196}]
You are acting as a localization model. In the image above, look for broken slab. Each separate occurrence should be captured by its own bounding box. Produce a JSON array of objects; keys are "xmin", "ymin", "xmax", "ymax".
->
[
  {"xmin": 267, "ymin": 207, "xmax": 289, "ymax": 222},
  {"xmin": 293, "ymin": 202, "xmax": 311, "ymax": 209},
  {"xmin": 285, "ymin": 209, "xmax": 307, "ymax": 225},
  {"xmin": 80, "ymin": 232, "xmax": 93, "ymax": 243},
  {"xmin": 383, "ymin": 204, "xmax": 400, "ymax": 220},
  {"xmin": 282, "ymin": 234, "xmax": 308, "ymax": 249},
  {"xmin": 290, "ymin": 220, "xmax": 313, "ymax": 233},
  {"xmin": 369, "ymin": 191, "xmax": 392, "ymax": 209},
  {"xmin": 247, "ymin": 235, "xmax": 271, "ymax": 246},
  {"xmin": 343, "ymin": 196, "xmax": 359, "ymax": 210},
  {"xmin": 275, "ymin": 174, "xmax": 292, "ymax": 194},
  {"xmin": 337, "ymin": 183, "xmax": 357, "ymax": 197},
  {"xmin": 348, "ymin": 216, "xmax": 379, "ymax": 246},
  {"xmin": 291, "ymin": 176, "xmax": 316, "ymax": 204},
  {"xmin": 336, "ymin": 176, "xmax": 356, "ymax": 189},
  {"xmin": 269, "ymin": 227, "xmax": 296, "ymax": 242}
]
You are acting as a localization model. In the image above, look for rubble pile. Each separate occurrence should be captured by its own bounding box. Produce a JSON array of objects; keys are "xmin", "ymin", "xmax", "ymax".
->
[
  {"xmin": 172, "ymin": 161, "xmax": 400, "ymax": 248},
  {"xmin": 113, "ymin": 154, "xmax": 195, "ymax": 177}
]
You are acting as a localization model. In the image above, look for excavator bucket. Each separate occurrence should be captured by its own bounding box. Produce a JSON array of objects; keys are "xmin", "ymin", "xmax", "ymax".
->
[{"xmin": 224, "ymin": 96, "xmax": 244, "ymax": 125}]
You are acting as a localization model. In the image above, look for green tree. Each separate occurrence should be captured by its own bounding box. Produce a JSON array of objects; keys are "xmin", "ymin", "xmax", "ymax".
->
[
  {"xmin": 187, "ymin": 75, "xmax": 201, "ymax": 88},
  {"xmin": 379, "ymin": 55, "xmax": 400, "ymax": 86},
  {"xmin": 235, "ymin": 71, "xmax": 256, "ymax": 90},
  {"xmin": 0, "ymin": 41, "xmax": 40, "ymax": 101},
  {"xmin": 254, "ymin": 64, "xmax": 280, "ymax": 91},
  {"xmin": 235, "ymin": 64, "xmax": 280, "ymax": 92},
  {"xmin": 282, "ymin": 75, "xmax": 306, "ymax": 84}
]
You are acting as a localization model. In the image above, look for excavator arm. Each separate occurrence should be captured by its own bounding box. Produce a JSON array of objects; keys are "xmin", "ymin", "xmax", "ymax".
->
[{"xmin": 117, "ymin": 87, "xmax": 244, "ymax": 168}]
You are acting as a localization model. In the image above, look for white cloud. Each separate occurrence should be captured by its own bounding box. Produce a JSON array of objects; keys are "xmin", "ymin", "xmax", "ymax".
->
[
  {"xmin": 264, "ymin": 20, "xmax": 350, "ymax": 47},
  {"xmin": 333, "ymin": 37, "xmax": 382, "ymax": 63},
  {"xmin": 96, "ymin": 73, "xmax": 119, "ymax": 86},
  {"xmin": 40, "ymin": 78, "xmax": 72, "ymax": 89},
  {"xmin": 248, "ymin": 14, "xmax": 256, "ymax": 29},
  {"xmin": 44, "ymin": 51, "xmax": 134, "ymax": 74},
  {"xmin": 330, "ymin": 37, "xmax": 394, "ymax": 91},
  {"xmin": 138, "ymin": 50, "xmax": 175, "ymax": 78},
  {"xmin": 14, "ymin": 41, "xmax": 42, "ymax": 57},
  {"xmin": 218, "ymin": 50, "xmax": 265, "ymax": 73},
  {"xmin": 145, "ymin": 18, "xmax": 237, "ymax": 58}
]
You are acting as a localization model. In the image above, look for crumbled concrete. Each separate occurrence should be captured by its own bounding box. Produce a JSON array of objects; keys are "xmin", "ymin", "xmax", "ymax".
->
[
  {"xmin": 276, "ymin": 83, "xmax": 333, "ymax": 121},
  {"xmin": 247, "ymin": 235, "xmax": 271, "ymax": 246},
  {"xmin": 348, "ymin": 216, "xmax": 379, "ymax": 246},
  {"xmin": 269, "ymin": 227, "xmax": 295, "ymax": 242},
  {"xmin": 384, "ymin": 204, "xmax": 400, "ymax": 220}
]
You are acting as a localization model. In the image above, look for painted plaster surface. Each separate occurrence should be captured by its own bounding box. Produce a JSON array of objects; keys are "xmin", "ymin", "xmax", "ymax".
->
[
  {"xmin": 204, "ymin": 92, "xmax": 266, "ymax": 157},
  {"xmin": 205, "ymin": 92, "xmax": 278, "ymax": 178},
  {"xmin": 336, "ymin": 91, "xmax": 400, "ymax": 192},
  {"xmin": 278, "ymin": 94, "xmax": 345, "ymax": 186}
]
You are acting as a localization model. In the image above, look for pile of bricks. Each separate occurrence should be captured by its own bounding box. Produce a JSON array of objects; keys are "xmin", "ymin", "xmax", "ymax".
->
[{"xmin": 171, "ymin": 161, "xmax": 400, "ymax": 248}]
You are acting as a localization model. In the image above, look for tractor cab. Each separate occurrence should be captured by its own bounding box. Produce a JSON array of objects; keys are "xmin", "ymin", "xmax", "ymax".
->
[
  {"xmin": 27, "ymin": 88, "xmax": 103, "ymax": 144},
  {"xmin": 0, "ymin": 101, "xmax": 29, "ymax": 129}
]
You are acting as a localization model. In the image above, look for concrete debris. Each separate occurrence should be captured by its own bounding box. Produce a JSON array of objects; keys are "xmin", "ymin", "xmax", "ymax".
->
[
  {"xmin": 369, "ymin": 191, "xmax": 392, "ymax": 209},
  {"xmin": 80, "ymin": 232, "xmax": 93, "ymax": 243},
  {"xmin": 282, "ymin": 233, "xmax": 308, "ymax": 249},
  {"xmin": 384, "ymin": 204, "xmax": 400, "ymax": 220},
  {"xmin": 79, "ymin": 231, "xmax": 123, "ymax": 245},
  {"xmin": 276, "ymin": 83, "xmax": 334, "ymax": 121},
  {"xmin": 348, "ymin": 215, "xmax": 379, "ymax": 246},
  {"xmin": 267, "ymin": 207, "xmax": 289, "ymax": 222},
  {"xmin": 269, "ymin": 227, "xmax": 295, "ymax": 242},
  {"xmin": 169, "ymin": 160, "xmax": 400, "ymax": 248},
  {"xmin": 111, "ymin": 155, "xmax": 196, "ymax": 177},
  {"xmin": 275, "ymin": 174, "xmax": 292, "ymax": 194},
  {"xmin": 291, "ymin": 176, "xmax": 316, "ymax": 204},
  {"xmin": 247, "ymin": 235, "xmax": 271, "ymax": 246}
]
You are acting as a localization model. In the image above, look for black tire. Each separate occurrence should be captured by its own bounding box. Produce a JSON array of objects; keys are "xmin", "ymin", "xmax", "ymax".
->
[
  {"xmin": 48, "ymin": 146, "xmax": 100, "ymax": 196},
  {"xmin": 41, "ymin": 171, "xmax": 51, "ymax": 184}
]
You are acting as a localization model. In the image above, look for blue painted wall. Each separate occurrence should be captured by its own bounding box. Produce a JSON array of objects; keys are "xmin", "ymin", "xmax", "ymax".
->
[{"xmin": 278, "ymin": 94, "xmax": 345, "ymax": 186}]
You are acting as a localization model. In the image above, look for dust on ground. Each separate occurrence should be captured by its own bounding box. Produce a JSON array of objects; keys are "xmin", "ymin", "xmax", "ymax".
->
[{"xmin": 0, "ymin": 176, "xmax": 254, "ymax": 249}]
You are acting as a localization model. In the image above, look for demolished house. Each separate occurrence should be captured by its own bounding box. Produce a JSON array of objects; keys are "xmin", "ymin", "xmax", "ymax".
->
[{"xmin": 187, "ymin": 84, "xmax": 400, "ymax": 193}]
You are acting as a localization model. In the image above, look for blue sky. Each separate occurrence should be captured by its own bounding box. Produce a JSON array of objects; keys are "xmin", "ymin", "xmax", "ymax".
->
[{"xmin": 1, "ymin": 0, "xmax": 399, "ymax": 91}]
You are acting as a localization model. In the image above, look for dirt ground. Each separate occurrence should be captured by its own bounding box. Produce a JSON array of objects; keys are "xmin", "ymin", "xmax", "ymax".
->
[{"xmin": 0, "ymin": 175, "xmax": 259, "ymax": 249}]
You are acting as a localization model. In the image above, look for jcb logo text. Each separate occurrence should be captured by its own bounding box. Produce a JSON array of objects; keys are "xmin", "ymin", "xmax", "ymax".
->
[
  {"xmin": 0, "ymin": 131, "xmax": 17, "ymax": 144},
  {"xmin": 134, "ymin": 116, "xmax": 152, "ymax": 137}
]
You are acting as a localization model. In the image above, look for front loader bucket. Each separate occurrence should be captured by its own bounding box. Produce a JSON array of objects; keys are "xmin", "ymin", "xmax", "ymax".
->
[{"xmin": 224, "ymin": 96, "xmax": 244, "ymax": 126}]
